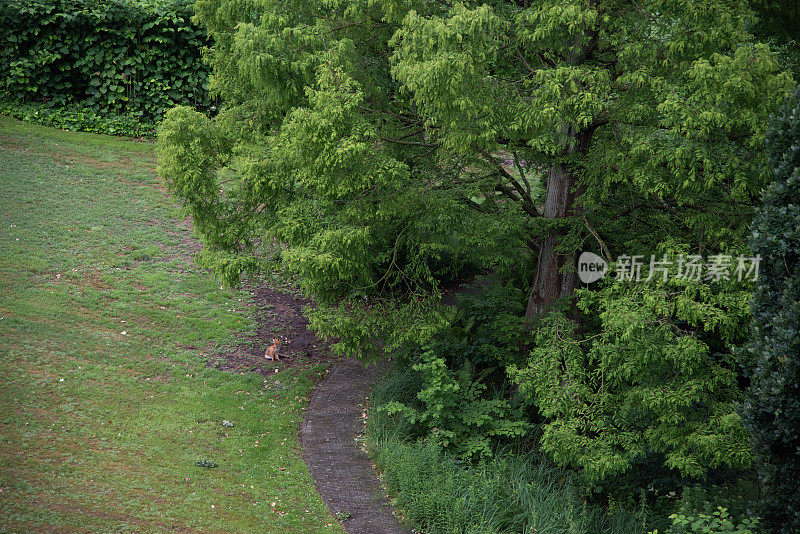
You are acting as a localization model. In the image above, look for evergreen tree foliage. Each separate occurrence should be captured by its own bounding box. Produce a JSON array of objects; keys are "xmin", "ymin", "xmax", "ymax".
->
[
  {"xmin": 511, "ymin": 275, "xmax": 754, "ymax": 483},
  {"xmin": 741, "ymin": 90, "xmax": 800, "ymax": 533}
]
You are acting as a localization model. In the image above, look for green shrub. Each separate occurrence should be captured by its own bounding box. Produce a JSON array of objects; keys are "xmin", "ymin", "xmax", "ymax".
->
[
  {"xmin": 510, "ymin": 277, "xmax": 753, "ymax": 486},
  {"xmin": 368, "ymin": 369, "xmax": 645, "ymax": 534},
  {"xmin": 653, "ymin": 508, "xmax": 759, "ymax": 534},
  {"xmin": 377, "ymin": 282, "xmax": 532, "ymax": 460},
  {"xmin": 0, "ymin": 0, "xmax": 211, "ymax": 120},
  {"xmin": 672, "ymin": 483, "xmax": 761, "ymax": 526},
  {"xmin": 380, "ymin": 348, "xmax": 530, "ymax": 460},
  {"xmin": 740, "ymin": 89, "xmax": 800, "ymax": 532}
]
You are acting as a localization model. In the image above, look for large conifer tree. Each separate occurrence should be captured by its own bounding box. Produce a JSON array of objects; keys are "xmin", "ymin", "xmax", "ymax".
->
[
  {"xmin": 742, "ymin": 91, "xmax": 800, "ymax": 533},
  {"xmin": 159, "ymin": 0, "xmax": 793, "ymax": 483}
]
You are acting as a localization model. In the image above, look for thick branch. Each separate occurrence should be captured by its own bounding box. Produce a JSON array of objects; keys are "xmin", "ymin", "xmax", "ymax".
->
[
  {"xmin": 477, "ymin": 147, "xmax": 540, "ymax": 216},
  {"xmin": 379, "ymin": 136, "xmax": 435, "ymax": 147},
  {"xmin": 494, "ymin": 184, "xmax": 540, "ymax": 218}
]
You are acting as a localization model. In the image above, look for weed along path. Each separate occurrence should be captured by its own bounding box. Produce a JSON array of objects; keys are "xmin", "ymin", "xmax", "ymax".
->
[{"xmin": 302, "ymin": 359, "xmax": 411, "ymax": 534}]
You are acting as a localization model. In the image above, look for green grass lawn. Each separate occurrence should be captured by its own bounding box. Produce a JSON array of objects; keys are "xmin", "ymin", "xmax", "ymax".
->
[{"xmin": 0, "ymin": 116, "xmax": 344, "ymax": 533}]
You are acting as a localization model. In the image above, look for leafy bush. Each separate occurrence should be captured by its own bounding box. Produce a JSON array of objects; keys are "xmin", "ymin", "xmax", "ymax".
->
[
  {"xmin": 654, "ymin": 508, "xmax": 759, "ymax": 534},
  {"xmin": 368, "ymin": 370, "xmax": 645, "ymax": 534},
  {"xmin": 380, "ymin": 348, "xmax": 530, "ymax": 460},
  {"xmin": 0, "ymin": 0, "xmax": 211, "ymax": 120},
  {"xmin": 377, "ymin": 282, "xmax": 532, "ymax": 459},
  {"xmin": 740, "ymin": 90, "xmax": 800, "ymax": 532},
  {"xmin": 510, "ymin": 274, "xmax": 754, "ymax": 486}
]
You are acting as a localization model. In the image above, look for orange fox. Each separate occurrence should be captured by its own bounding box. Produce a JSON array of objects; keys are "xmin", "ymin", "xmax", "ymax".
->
[{"xmin": 264, "ymin": 338, "xmax": 282, "ymax": 362}]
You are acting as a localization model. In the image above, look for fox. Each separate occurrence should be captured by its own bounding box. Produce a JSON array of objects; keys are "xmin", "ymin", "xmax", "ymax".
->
[{"xmin": 264, "ymin": 338, "xmax": 282, "ymax": 362}]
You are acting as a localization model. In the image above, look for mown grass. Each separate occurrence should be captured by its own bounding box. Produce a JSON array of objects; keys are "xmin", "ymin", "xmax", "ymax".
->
[
  {"xmin": 0, "ymin": 116, "xmax": 344, "ymax": 533},
  {"xmin": 367, "ymin": 368, "xmax": 647, "ymax": 534}
]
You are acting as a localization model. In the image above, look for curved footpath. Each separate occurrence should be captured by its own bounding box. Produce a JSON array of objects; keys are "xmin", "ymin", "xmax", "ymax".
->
[{"xmin": 301, "ymin": 359, "xmax": 412, "ymax": 534}]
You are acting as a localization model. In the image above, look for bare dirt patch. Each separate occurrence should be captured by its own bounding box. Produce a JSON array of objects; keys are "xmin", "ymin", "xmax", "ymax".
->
[
  {"xmin": 0, "ymin": 135, "xmax": 24, "ymax": 152},
  {"xmin": 211, "ymin": 278, "xmax": 343, "ymax": 377}
]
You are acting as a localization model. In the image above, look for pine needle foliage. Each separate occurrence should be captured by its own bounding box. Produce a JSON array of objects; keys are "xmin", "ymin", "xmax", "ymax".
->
[{"xmin": 740, "ymin": 90, "xmax": 800, "ymax": 533}]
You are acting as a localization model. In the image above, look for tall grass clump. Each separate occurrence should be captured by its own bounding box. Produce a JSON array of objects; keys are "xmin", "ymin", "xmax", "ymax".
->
[{"xmin": 367, "ymin": 368, "xmax": 645, "ymax": 534}]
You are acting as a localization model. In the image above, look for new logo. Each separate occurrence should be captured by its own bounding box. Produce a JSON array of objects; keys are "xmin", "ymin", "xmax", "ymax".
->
[{"xmin": 578, "ymin": 251, "xmax": 608, "ymax": 284}]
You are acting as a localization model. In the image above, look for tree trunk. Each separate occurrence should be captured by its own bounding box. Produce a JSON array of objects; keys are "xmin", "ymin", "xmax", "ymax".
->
[
  {"xmin": 525, "ymin": 128, "xmax": 591, "ymax": 321},
  {"xmin": 524, "ymin": 163, "xmax": 580, "ymax": 318}
]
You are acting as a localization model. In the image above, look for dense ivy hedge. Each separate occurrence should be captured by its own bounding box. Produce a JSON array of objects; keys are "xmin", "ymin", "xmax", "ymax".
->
[{"xmin": 0, "ymin": 0, "xmax": 211, "ymax": 120}]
